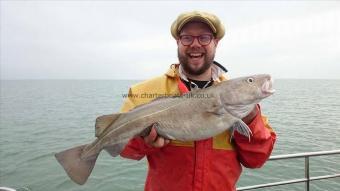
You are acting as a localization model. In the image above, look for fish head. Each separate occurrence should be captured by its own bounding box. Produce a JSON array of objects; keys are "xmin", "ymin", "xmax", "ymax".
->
[{"xmin": 220, "ymin": 74, "xmax": 275, "ymax": 118}]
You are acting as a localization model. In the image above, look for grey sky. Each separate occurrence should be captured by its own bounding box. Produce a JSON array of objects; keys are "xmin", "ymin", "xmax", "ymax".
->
[{"xmin": 1, "ymin": 1, "xmax": 339, "ymax": 80}]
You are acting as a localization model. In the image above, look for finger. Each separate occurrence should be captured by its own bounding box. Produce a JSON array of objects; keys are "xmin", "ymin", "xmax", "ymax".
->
[
  {"xmin": 164, "ymin": 139, "xmax": 170, "ymax": 145},
  {"xmin": 152, "ymin": 136, "xmax": 165, "ymax": 148},
  {"xmin": 143, "ymin": 127, "xmax": 157, "ymax": 145}
]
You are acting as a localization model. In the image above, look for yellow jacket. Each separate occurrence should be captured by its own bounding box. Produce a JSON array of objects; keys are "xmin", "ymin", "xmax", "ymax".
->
[{"xmin": 120, "ymin": 63, "xmax": 276, "ymax": 191}]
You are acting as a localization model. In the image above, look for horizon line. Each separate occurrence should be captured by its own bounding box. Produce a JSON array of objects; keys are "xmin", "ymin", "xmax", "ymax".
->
[{"xmin": 1, "ymin": 78, "xmax": 340, "ymax": 81}]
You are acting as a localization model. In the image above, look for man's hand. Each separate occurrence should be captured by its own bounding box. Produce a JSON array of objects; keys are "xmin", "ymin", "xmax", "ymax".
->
[{"xmin": 143, "ymin": 124, "xmax": 170, "ymax": 148}]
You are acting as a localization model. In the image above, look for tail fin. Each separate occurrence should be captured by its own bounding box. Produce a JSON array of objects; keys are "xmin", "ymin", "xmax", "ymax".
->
[
  {"xmin": 55, "ymin": 144, "xmax": 98, "ymax": 185},
  {"xmin": 230, "ymin": 120, "xmax": 253, "ymax": 142}
]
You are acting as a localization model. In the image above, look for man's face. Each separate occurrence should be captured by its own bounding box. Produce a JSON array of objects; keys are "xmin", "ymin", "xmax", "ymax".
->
[{"xmin": 177, "ymin": 21, "xmax": 219, "ymax": 76}]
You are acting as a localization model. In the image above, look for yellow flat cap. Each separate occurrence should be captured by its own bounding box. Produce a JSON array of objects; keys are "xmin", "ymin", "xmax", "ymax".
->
[{"xmin": 171, "ymin": 10, "xmax": 225, "ymax": 39}]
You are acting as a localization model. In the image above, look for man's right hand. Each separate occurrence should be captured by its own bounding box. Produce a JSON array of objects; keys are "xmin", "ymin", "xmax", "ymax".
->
[{"xmin": 143, "ymin": 124, "xmax": 170, "ymax": 148}]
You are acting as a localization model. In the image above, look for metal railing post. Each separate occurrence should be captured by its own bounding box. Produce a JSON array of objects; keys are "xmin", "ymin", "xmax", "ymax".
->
[
  {"xmin": 305, "ymin": 156, "xmax": 310, "ymax": 191},
  {"xmin": 237, "ymin": 149, "xmax": 340, "ymax": 191}
]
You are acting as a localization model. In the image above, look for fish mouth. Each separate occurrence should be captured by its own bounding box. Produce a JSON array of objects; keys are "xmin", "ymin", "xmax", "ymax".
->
[{"xmin": 261, "ymin": 76, "xmax": 275, "ymax": 96}]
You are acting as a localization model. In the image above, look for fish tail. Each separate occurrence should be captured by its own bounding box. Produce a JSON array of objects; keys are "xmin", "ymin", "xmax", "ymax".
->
[
  {"xmin": 55, "ymin": 144, "xmax": 98, "ymax": 185},
  {"xmin": 230, "ymin": 120, "xmax": 253, "ymax": 142}
]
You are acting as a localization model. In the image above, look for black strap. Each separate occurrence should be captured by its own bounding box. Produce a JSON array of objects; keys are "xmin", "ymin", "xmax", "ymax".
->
[
  {"xmin": 213, "ymin": 61, "xmax": 228, "ymax": 72},
  {"xmin": 181, "ymin": 78, "xmax": 213, "ymax": 90}
]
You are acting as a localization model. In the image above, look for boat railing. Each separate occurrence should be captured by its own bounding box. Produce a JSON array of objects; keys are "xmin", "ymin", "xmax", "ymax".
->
[{"xmin": 237, "ymin": 149, "xmax": 340, "ymax": 191}]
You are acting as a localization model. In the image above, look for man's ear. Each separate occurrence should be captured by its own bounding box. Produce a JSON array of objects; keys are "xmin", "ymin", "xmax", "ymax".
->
[
  {"xmin": 176, "ymin": 39, "xmax": 180, "ymax": 45},
  {"xmin": 214, "ymin": 39, "xmax": 220, "ymax": 47}
]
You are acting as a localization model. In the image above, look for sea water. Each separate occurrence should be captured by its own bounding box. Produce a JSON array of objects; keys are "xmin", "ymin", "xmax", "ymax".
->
[{"xmin": 0, "ymin": 79, "xmax": 339, "ymax": 191}]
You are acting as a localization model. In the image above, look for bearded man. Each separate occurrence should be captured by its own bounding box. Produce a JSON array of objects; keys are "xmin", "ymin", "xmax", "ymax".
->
[{"xmin": 120, "ymin": 10, "xmax": 276, "ymax": 191}]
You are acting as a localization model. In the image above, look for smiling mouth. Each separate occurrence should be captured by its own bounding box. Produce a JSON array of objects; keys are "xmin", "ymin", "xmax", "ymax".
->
[{"xmin": 188, "ymin": 53, "xmax": 204, "ymax": 59}]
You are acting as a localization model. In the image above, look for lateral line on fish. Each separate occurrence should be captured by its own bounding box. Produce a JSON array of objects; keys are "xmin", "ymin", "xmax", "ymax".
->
[{"xmin": 84, "ymin": 98, "xmax": 190, "ymax": 156}]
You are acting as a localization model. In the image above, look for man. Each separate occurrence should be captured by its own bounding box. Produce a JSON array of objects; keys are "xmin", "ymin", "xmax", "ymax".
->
[{"xmin": 120, "ymin": 10, "xmax": 276, "ymax": 191}]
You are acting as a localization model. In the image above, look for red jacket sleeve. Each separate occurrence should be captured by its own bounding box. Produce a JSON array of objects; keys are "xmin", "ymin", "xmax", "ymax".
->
[
  {"xmin": 234, "ymin": 105, "xmax": 276, "ymax": 168},
  {"xmin": 120, "ymin": 137, "xmax": 160, "ymax": 160}
]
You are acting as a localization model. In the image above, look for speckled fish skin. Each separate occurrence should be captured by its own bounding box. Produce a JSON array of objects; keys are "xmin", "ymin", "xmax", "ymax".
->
[{"xmin": 55, "ymin": 74, "xmax": 274, "ymax": 185}]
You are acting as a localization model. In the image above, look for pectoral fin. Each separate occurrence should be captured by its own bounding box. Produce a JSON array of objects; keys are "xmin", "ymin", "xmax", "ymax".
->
[
  {"xmin": 95, "ymin": 113, "xmax": 122, "ymax": 137},
  {"xmin": 230, "ymin": 120, "xmax": 252, "ymax": 142},
  {"xmin": 207, "ymin": 106, "xmax": 225, "ymax": 115},
  {"xmin": 207, "ymin": 97, "xmax": 225, "ymax": 115}
]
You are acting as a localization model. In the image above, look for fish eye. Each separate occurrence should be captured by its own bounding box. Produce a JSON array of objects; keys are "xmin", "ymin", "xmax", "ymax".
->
[{"xmin": 247, "ymin": 78, "xmax": 254, "ymax": 83}]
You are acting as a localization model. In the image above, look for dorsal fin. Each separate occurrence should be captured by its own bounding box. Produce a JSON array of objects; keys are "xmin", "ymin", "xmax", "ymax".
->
[
  {"xmin": 129, "ymin": 95, "xmax": 181, "ymax": 111},
  {"xmin": 95, "ymin": 113, "xmax": 122, "ymax": 137}
]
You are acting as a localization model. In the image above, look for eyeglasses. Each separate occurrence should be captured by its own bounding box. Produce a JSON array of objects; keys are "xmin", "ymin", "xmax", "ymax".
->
[{"xmin": 179, "ymin": 34, "xmax": 213, "ymax": 46}]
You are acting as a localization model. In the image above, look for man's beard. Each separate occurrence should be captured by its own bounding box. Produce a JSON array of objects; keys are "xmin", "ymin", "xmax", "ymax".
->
[{"xmin": 178, "ymin": 48, "xmax": 215, "ymax": 76}]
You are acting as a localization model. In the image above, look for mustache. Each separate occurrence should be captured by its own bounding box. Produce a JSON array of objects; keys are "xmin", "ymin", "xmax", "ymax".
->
[{"xmin": 186, "ymin": 47, "xmax": 205, "ymax": 53}]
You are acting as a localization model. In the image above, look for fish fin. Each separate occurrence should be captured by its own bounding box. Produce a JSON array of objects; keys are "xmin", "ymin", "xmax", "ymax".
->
[
  {"xmin": 207, "ymin": 98, "xmax": 225, "ymax": 115},
  {"xmin": 131, "ymin": 96, "xmax": 179, "ymax": 111},
  {"xmin": 104, "ymin": 142, "xmax": 127, "ymax": 157},
  {"xmin": 207, "ymin": 106, "xmax": 225, "ymax": 115},
  {"xmin": 229, "ymin": 120, "xmax": 253, "ymax": 142},
  {"xmin": 55, "ymin": 144, "xmax": 98, "ymax": 185},
  {"xmin": 146, "ymin": 122, "xmax": 176, "ymax": 140},
  {"xmin": 95, "ymin": 113, "xmax": 122, "ymax": 137},
  {"xmin": 139, "ymin": 123, "xmax": 154, "ymax": 137}
]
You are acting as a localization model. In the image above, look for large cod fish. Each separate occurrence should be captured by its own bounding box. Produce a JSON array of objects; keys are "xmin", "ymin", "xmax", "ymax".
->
[{"xmin": 55, "ymin": 74, "xmax": 275, "ymax": 185}]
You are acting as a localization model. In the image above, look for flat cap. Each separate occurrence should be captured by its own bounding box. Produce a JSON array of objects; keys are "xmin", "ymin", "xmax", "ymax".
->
[{"xmin": 171, "ymin": 10, "xmax": 225, "ymax": 39}]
